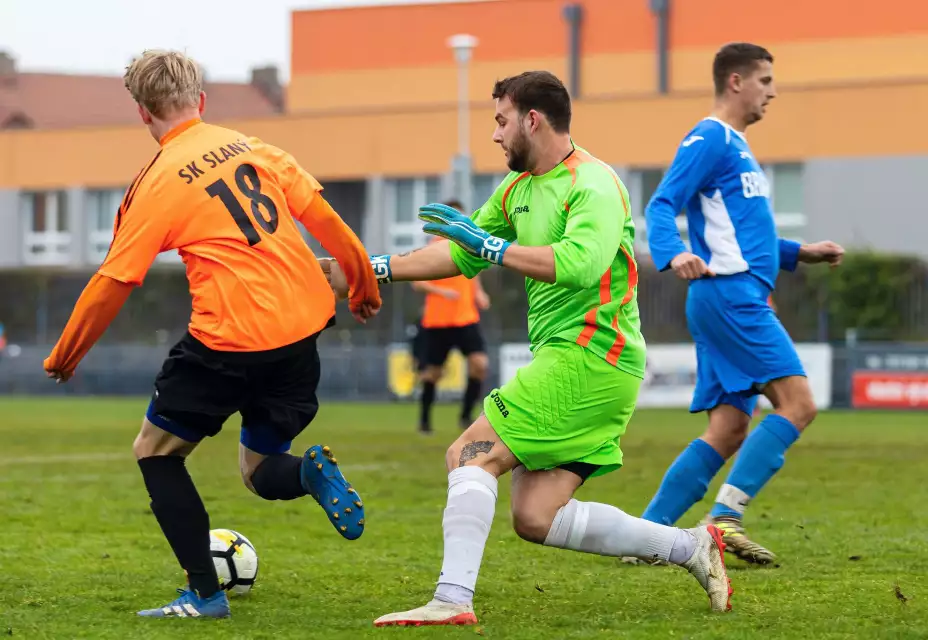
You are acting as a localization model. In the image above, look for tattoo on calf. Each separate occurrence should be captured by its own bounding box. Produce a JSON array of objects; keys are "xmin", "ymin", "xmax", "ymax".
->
[{"xmin": 458, "ymin": 440, "xmax": 495, "ymax": 467}]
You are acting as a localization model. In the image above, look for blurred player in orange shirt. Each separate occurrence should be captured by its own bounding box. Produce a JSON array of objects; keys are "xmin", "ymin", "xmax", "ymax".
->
[
  {"xmin": 410, "ymin": 201, "xmax": 491, "ymax": 434},
  {"xmin": 42, "ymin": 50, "xmax": 381, "ymax": 619}
]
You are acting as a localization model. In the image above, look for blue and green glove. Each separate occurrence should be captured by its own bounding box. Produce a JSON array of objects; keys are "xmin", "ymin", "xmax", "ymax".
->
[{"xmin": 418, "ymin": 203, "xmax": 510, "ymax": 265}]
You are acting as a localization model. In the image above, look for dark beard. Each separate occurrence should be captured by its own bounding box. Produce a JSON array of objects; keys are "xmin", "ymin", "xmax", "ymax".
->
[{"xmin": 505, "ymin": 133, "xmax": 530, "ymax": 172}]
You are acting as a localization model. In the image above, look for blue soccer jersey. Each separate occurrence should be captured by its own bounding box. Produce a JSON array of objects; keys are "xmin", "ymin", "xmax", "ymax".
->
[
  {"xmin": 645, "ymin": 116, "xmax": 806, "ymax": 414},
  {"xmin": 645, "ymin": 117, "xmax": 799, "ymax": 290}
]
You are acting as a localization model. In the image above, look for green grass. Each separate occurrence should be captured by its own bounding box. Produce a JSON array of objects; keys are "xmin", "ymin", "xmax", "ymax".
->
[{"xmin": 1, "ymin": 398, "xmax": 925, "ymax": 639}]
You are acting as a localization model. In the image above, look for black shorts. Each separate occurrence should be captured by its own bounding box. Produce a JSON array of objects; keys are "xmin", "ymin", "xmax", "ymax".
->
[
  {"xmin": 419, "ymin": 323, "xmax": 486, "ymax": 369},
  {"xmin": 146, "ymin": 330, "xmax": 324, "ymax": 455}
]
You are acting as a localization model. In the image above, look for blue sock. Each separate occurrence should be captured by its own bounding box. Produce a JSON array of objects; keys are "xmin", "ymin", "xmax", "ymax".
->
[
  {"xmin": 710, "ymin": 414, "xmax": 801, "ymax": 519},
  {"xmin": 641, "ymin": 439, "xmax": 725, "ymax": 526}
]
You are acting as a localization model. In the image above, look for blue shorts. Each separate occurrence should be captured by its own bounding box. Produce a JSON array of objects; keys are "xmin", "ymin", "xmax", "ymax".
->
[{"xmin": 686, "ymin": 273, "xmax": 805, "ymax": 415}]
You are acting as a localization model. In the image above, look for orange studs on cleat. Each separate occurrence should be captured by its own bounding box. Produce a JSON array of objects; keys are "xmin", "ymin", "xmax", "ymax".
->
[
  {"xmin": 333, "ymin": 512, "xmax": 340, "ymax": 520},
  {"xmin": 332, "ymin": 498, "xmax": 339, "ymax": 505},
  {"xmin": 345, "ymin": 507, "xmax": 352, "ymax": 514},
  {"xmin": 348, "ymin": 488, "xmax": 356, "ymax": 494},
  {"xmin": 330, "ymin": 458, "xmax": 337, "ymax": 464},
  {"xmin": 340, "ymin": 525, "xmax": 347, "ymax": 532},
  {"xmin": 309, "ymin": 451, "xmax": 316, "ymax": 460},
  {"xmin": 354, "ymin": 501, "xmax": 363, "ymax": 508},
  {"xmin": 322, "ymin": 446, "xmax": 331, "ymax": 454},
  {"xmin": 358, "ymin": 519, "xmax": 365, "ymax": 526},
  {"xmin": 316, "ymin": 463, "xmax": 323, "ymax": 470}
]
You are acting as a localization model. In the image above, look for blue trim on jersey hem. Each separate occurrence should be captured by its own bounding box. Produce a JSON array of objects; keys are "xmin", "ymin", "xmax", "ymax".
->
[
  {"xmin": 145, "ymin": 401, "xmax": 204, "ymax": 443},
  {"xmin": 240, "ymin": 427, "xmax": 291, "ymax": 456}
]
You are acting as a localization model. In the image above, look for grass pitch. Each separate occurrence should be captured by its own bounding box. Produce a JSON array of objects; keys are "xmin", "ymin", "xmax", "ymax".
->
[{"xmin": 1, "ymin": 397, "xmax": 925, "ymax": 639}]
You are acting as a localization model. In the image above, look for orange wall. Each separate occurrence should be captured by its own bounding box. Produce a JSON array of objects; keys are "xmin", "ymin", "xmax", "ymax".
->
[
  {"xmin": 4, "ymin": 80, "xmax": 928, "ymax": 189},
  {"xmin": 3, "ymin": 0, "xmax": 928, "ymax": 189},
  {"xmin": 288, "ymin": 0, "xmax": 928, "ymax": 111}
]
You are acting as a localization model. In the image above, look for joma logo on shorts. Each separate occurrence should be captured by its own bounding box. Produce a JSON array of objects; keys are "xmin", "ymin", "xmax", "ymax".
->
[
  {"xmin": 512, "ymin": 205, "xmax": 529, "ymax": 214},
  {"xmin": 490, "ymin": 391, "xmax": 509, "ymax": 417}
]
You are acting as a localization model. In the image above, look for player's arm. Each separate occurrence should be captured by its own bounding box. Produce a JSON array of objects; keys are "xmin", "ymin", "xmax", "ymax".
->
[
  {"xmin": 411, "ymin": 276, "xmax": 459, "ymax": 299},
  {"xmin": 472, "ymin": 272, "xmax": 490, "ymax": 309},
  {"xmin": 45, "ymin": 185, "xmax": 169, "ymax": 381},
  {"xmin": 506, "ymin": 170, "xmax": 623, "ymax": 289},
  {"xmin": 294, "ymin": 193, "xmax": 381, "ymax": 320},
  {"xmin": 646, "ymin": 125, "xmax": 727, "ymax": 278},
  {"xmin": 280, "ymin": 159, "xmax": 380, "ymax": 321},
  {"xmin": 362, "ymin": 177, "xmax": 518, "ymax": 287},
  {"xmin": 779, "ymin": 238, "xmax": 802, "ymax": 272}
]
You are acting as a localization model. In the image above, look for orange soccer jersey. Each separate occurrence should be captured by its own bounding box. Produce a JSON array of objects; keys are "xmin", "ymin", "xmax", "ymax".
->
[
  {"xmin": 98, "ymin": 118, "xmax": 374, "ymax": 352},
  {"xmin": 421, "ymin": 275, "xmax": 480, "ymax": 329}
]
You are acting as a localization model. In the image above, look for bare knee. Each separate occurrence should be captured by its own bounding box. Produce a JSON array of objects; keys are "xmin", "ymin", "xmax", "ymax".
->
[
  {"xmin": 782, "ymin": 397, "xmax": 817, "ymax": 430},
  {"xmin": 766, "ymin": 378, "xmax": 818, "ymax": 430},
  {"xmin": 420, "ymin": 366, "xmax": 443, "ymax": 385},
  {"xmin": 511, "ymin": 505, "xmax": 557, "ymax": 544},
  {"xmin": 133, "ymin": 419, "xmax": 197, "ymax": 460},
  {"xmin": 703, "ymin": 406, "xmax": 751, "ymax": 459},
  {"xmin": 467, "ymin": 353, "xmax": 489, "ymax": 380}
]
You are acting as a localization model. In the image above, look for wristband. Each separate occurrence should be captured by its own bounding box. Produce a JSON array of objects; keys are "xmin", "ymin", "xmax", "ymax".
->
[
  {"xmin": 370, "ymin": 254, "xmax": 393, "ymax": 284},
  {"xmin": 479, "ymin": 237, "xmax": 510, "ymax": 266}
]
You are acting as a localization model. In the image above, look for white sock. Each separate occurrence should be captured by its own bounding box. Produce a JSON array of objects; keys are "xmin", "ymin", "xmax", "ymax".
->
[
  {"xmin": 432, "ymin": 466, "xmax": 498, "ymax": 606},
  {"xmin": 543, "ymin": 499, "xmax": 696, "ymax": 564}
]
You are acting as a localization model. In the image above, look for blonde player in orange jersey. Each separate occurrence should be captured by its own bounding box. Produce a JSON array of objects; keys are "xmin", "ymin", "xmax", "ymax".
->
[
  {"xmin": 411, "ymin": 200, "xmax": 491, "ymax": 434},
  {"xmin": 42, "ymin": 50, "xmax": 381, "ymax": 619}
]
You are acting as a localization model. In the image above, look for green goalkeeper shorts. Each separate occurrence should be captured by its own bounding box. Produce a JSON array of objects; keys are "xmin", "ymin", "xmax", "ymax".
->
[{"xmin": 483, "ymin": 339, "xmax": 642, "ymax": 479}]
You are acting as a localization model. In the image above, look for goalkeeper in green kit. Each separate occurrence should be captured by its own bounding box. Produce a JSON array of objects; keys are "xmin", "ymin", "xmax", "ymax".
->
[{"xmin": 322, "ymin": 71, "xmax": 732, "ymax": 625}]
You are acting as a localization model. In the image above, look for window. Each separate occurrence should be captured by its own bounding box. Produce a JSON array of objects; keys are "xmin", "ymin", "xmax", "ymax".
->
[
  {"xmin": 86, "ymin": 188, "xmax": 124, "ymax": 263},
  {"xmin": 385, "ymin": 176, "xmax": 442, "ymax": 253},
  {"xmin": 626, "ymin": 168, "xmax": 671, "ymax": 254},
  {"xmin": 767, "ymin": 163, "xmax": 806, "ymax": 243},
  {"xmin": 21, "ymin": 191, "xmax": 70, "ymax": 265},
  {"xmin": 472, "ymin": 173, "xmax": 507, "ymax": 211}
]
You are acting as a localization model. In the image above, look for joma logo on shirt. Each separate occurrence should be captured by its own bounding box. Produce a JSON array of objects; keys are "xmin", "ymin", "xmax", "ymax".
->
[
  {"xmin": 512, "ymin": 205, "xmax": 529, "ymax": 214},
  {"xmin": 490, "ymin": 391, "xmax": 509, "ymax": 417}
]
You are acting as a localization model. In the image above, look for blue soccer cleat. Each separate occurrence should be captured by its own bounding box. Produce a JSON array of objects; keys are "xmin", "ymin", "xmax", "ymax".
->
[
  {"xmin": 301, "ymin": 444, "xmax": 366, "ymax": 540},
  {"xmin": 137, "ymin": 588, "xmax": 231, "ymax": 618}
]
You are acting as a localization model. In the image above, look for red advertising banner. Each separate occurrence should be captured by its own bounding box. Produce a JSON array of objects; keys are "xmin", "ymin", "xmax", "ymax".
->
[{"xmin": 852, "ymin": 372, "xmax": 928, "ymax": 408}]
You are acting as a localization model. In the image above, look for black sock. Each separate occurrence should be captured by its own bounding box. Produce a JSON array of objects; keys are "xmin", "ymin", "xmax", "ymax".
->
[
  {"xmin": 251, "ymin": 454, "xmax": 307, "ymax": 500},
  {"xmin": 461, "ymin": 377, "xmax": 483, "ymax": 423},
  {"xmin": 138, "ymin": 455, "xmax": 220, "ymax": 598},
  {"xmin": 420, "ymin": 381, "xmax": 436, "ymax": 430}
]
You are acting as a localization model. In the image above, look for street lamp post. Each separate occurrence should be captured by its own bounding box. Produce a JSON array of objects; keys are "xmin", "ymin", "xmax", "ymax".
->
[{"xmin": 447, "ymin": 34, "xmax": 478, "ymax": 213}]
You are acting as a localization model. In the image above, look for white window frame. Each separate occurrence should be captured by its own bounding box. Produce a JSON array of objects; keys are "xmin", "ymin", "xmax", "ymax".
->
[
  {"xmin": 383, "ymin": 177, "xmax": 441, "ymax": 253},
  {"xmin": 21, "ymin": 191, "xmax": 71, "ymax": 266},
  {"xmin": 85, "ymin": 188, "xmax": 124, "ymax": 264},
  {"xmin": 84, "ymin": 188, "xmax": 183, "ymax": 266},
  {"xmin": 629, "ymin": 163, "xmax": 807, "ymax": 255}
]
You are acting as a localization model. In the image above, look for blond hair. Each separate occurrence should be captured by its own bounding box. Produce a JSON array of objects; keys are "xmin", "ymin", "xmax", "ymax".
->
[{"xmin": 124, "ymin": 49, "xmax": 203, "ymax": 118}]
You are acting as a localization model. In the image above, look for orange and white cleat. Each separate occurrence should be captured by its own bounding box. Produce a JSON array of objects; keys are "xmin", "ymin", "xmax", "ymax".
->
[
  {"xmin": 681, "ymin": 525, "xmax": 733, "ymax": 613},
  {"xmin": 373, "ymin": 600, "xmax": 478, "ymax": 627}
]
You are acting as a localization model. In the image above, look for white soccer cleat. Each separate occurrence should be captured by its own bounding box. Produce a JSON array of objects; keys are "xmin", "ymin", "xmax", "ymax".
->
[
  {"xmin": 373, "ymin": 600, "xmax": 478, "ymax": 627},
  {"xmin": 681, "ymin": 525, "xmax": 733, "ymax": 612}
]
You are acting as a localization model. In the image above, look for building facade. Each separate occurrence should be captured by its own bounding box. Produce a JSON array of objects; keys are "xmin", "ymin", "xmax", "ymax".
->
[{"xmin": 1, "ymin": 0, "xmax": 927, "ymax": 272}]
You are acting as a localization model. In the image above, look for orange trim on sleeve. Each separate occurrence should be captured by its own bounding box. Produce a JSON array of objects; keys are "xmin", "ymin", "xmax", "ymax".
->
[{"xmin": 605, "ymin": 246, "xmax": 639, "ymax": 366}]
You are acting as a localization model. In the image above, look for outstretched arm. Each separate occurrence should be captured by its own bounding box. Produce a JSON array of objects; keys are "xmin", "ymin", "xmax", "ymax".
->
[
  {"xmin": 44, "ymin": 274, "xmax": 134, "ymax": 382},
  {"xmin": 320, "ymin": 241, "xmax": 461, "ymax": 300}
]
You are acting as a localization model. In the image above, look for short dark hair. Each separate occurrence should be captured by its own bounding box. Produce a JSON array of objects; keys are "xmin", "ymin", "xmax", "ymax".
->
[
  {"xmin": 712, "ymin": 43, "xmax": 774, "ymax": 96},
  {"xmin": 492, "ymin": 71, "xmax": 571, "ymax": 133},
  {"xmin": 442, "ymin": 198, "xmax": 464, "ymax": 211}
]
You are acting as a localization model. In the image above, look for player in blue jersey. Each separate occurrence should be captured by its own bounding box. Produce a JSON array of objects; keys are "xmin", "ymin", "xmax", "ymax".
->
[{"xmin": 637, "ymin": 43, "xmax": 844, "ymax": 564}]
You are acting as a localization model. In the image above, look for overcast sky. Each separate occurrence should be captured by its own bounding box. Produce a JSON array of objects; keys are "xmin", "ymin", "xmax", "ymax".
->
[{"xmin": 1, "ymin": 0, "xmax": 476, "ymax": 82}]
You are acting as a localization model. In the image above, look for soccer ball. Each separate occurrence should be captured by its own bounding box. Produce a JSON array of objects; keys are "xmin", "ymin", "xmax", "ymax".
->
[{"xmin": 209, "ymin": 528, "xmax": 259, "ymax": 596}]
